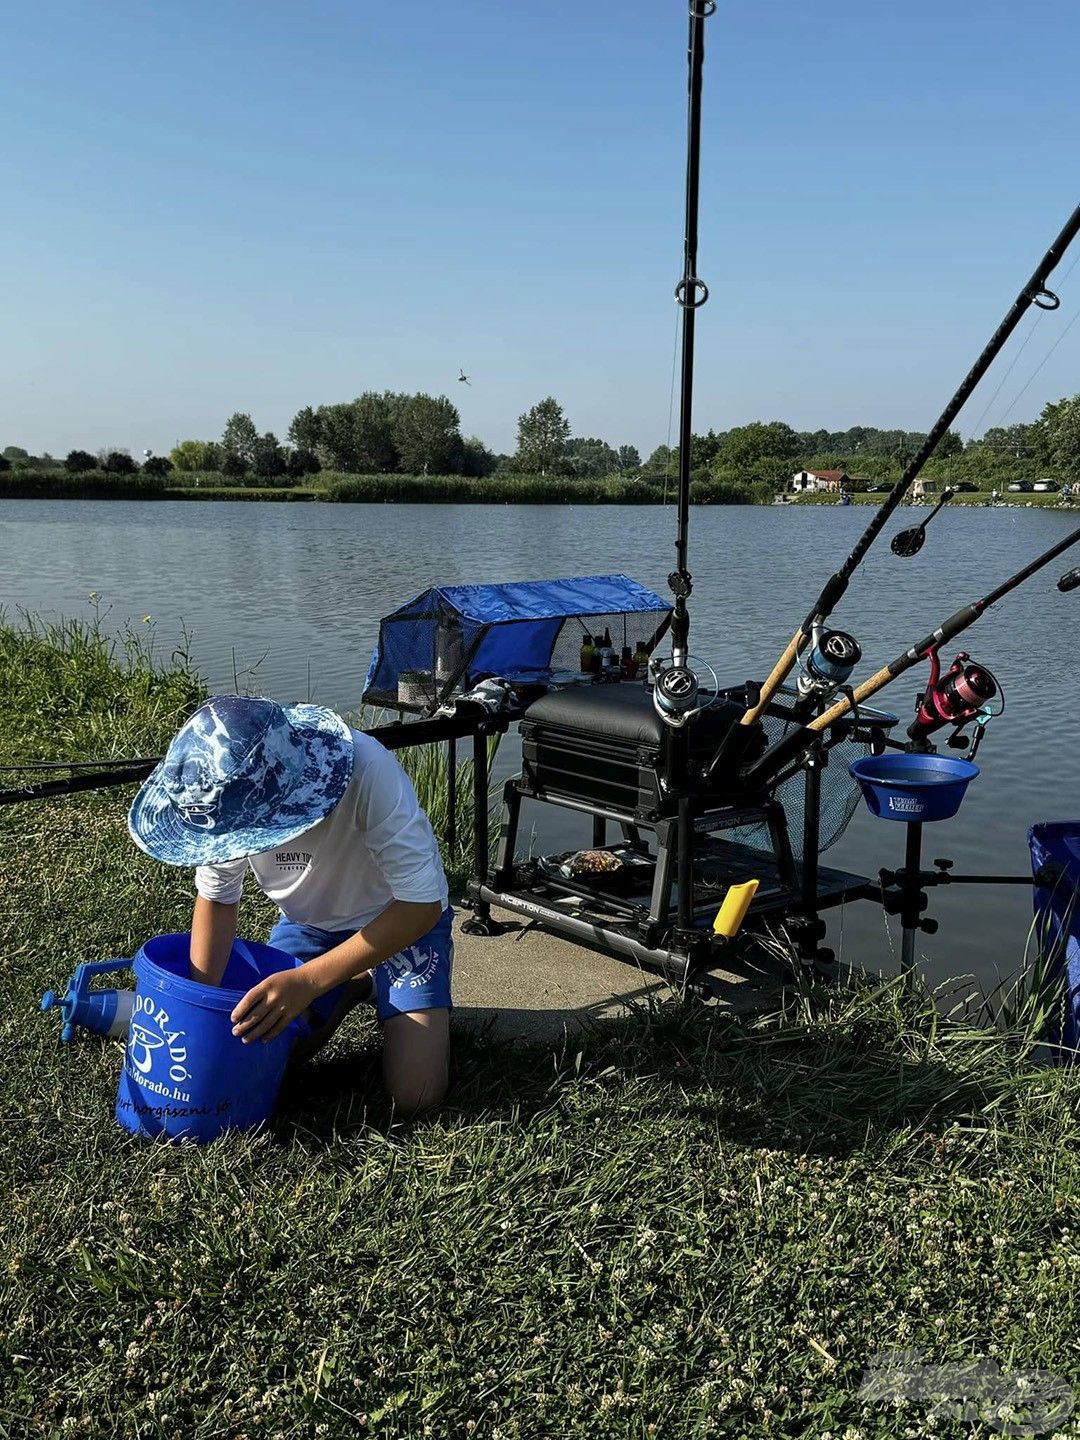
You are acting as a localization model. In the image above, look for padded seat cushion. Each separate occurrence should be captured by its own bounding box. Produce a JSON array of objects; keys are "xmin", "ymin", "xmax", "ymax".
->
[{"xmin": 523, "ymin": 683, "xmax": 743, "ymax": 748}]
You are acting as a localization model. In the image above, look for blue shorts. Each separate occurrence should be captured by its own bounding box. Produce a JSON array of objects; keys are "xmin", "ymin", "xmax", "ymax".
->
[{"xmin": 268, "ymin": 906, "xmax": 454, "ymax": 1024}]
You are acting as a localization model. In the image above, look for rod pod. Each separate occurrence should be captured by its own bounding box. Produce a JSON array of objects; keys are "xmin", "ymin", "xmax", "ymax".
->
[
  {"xmin": 738, "ymin": 199, "xmax": 1080, "ymax": 731},
  {"xmin": 743, "ymin": 521, "xmax": 1080, "ymax": 788}
]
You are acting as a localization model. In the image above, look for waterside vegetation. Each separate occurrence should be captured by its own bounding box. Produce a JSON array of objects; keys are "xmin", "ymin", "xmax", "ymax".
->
[{"xmin": 10, "ymin": 391, "xmax": 1080, "ymax": 506}]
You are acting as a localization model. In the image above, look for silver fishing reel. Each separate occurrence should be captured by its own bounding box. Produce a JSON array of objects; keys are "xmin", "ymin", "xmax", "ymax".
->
[
  {"xmin": 796, "ymin": 626, "xmax": 861, "ymax": 699},
  {"xmin": 651, "ymin": 653, "xmax": 720, "ymax": 728}
]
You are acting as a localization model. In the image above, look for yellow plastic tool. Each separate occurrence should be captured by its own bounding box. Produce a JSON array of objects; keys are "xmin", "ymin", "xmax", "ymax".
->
[{"xmin": 712, "ymin": 879, "xmax": 759, "ymax": 939}]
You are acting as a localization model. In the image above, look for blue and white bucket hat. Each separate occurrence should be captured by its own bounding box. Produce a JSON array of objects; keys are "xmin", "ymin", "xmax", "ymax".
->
[{"xmin": 128, "ymin": 696, "xmax": 354, "ymax": 866}]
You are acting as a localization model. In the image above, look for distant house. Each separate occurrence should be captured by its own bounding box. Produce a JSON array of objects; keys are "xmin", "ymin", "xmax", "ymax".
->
[
  {"xmin": 791, "ymin": 469, "xmax": 869, "ymax": 494},
  {"xmin": 911, "ymin": 476, "xmax": 939, "ymax": 497}
]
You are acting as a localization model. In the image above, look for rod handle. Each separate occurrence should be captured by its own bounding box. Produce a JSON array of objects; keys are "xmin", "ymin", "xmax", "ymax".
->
[
  {"xmin": 808, "ymin": 664, "xmax": 896, "ymax": 732},
  {"xmin": 740, "ymin": 630, "xmax": 802, "ymax": 726}
]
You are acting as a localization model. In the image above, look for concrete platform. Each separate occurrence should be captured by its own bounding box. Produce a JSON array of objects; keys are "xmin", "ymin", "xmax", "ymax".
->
[{"xmin": 449, "ymin": 905, "xmax": 789, "ymax": 1042}]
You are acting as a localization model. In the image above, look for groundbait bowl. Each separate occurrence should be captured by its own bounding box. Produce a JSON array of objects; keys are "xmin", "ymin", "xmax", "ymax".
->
[{"xmin": 849, "ymin": 753, "xmax": 979, "ymax": 823}]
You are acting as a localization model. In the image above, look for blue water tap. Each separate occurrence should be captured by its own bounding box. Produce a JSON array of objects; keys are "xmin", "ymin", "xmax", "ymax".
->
[{"xmin": 40, "ymin": 957, "xmax": 135, "ymax": 1044}]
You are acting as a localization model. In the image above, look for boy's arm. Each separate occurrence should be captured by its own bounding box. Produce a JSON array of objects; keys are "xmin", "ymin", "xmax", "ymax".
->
[
  {"xmin": 230, "ymin": 898, "xmax": 442, "ymax": 1042},
  {"xmin": 190, "ymin": 894, "xmax": 239, "ymax": 985}
]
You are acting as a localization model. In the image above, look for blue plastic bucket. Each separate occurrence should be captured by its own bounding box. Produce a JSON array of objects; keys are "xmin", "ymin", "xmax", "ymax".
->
[
  {"xmin": 849, "ymin": 753, "xmax": 979, "ymax": 823},
  {"xmin": 116, "ymin": 934, "xmax": 305, "ymax": 1143}
]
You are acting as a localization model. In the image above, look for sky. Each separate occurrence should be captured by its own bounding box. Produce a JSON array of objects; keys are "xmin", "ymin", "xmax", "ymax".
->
[{"xmin": 4, "ymin": 0, "xmax": 1080, "ymax": 460}]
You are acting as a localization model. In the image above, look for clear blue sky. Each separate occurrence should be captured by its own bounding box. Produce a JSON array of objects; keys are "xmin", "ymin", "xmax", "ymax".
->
[{"xmin": 4, "ymin": 0, "xmax": 1080, "ymax": 460}]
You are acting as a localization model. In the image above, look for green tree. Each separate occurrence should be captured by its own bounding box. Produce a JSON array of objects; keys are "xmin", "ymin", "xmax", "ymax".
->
[
  {"xmin": 1044, "ymin": 395, "xmax": 1080, "ymax": 482},
  {"xmin": 286, "ymin": 447, "xmax": 321, "ymax": 479},
  {"xmin": 391, "ymin": 394, "xmax": 464, "ymax": 474},
  {"xmin": 221, "ymin": 412, "xmax": 259, "ymax": 464},
  {"xmin": 142, "ymin": 456, "xmax": 172, "ymax": 477},
  {"xmin": 516, "ymin": 397, "xmax": 571, "ymax": 474},
  {"xmin": 221, "ymin": 451, "xmax": 249, "ymax": 479},
  {"xmin": 251, "ymin": 432, "xmax": 287, "ymax": 479},
  {"xmin": 170, "ymin": 440, "xmax": 219, "ymax": 472},
  {"xmin": 315, "ymin": 394, "xmax": 398, "ymax": 472},
  {"xmin": 461, "ymin": 436, "xmax": 497, "ymax": 477},
  {"xmin": 691, "ymin": 429, "xmax": 724, "ymax": 468},
  {"xmin": 0, "ymin": 455, "xmax": 10, "ymax": 473},
  {"xmin": 617, "ymin": 444, "xmax": 641, "ymax": 471},
  {"xmin": 64, "ymin": 449, "xmax": 98, "ymax": 473},
  {"xmin": 2, "ymin": 447, "xmax": 30, "ymax": 466},
  {"xmin": 287, "ymin": 405, "xmax": 322, "ymax": 452},
  {"xmin": 643, "ymin": 443, "xmax": 677, "ymax": 474},
  {"xmin": 100, "ymin": 450, "xmax": 138, "ymax": 474},
  {"xmin": 719, "ymin": 421, "xmax": 798, "ymax": 470},
  {"xmin": 564, "ymin": 437, "xmax": 619, "ymax": 479}
]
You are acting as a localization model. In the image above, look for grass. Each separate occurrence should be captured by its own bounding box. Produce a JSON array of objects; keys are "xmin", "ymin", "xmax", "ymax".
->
[{"xmin": 3, "ymin": 614, "xmax": 1080, "ymax": 1438}]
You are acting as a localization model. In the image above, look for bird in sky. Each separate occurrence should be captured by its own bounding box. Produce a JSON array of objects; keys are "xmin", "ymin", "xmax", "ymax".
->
[{"xmin": 458, "ymin": 369, "xmax": 471, "ymax": 385}]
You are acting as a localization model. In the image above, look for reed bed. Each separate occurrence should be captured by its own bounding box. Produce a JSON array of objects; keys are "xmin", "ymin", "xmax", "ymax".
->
[{"xmin": 2, "ymin": 471, "xmax": 769, "ymax": 505}]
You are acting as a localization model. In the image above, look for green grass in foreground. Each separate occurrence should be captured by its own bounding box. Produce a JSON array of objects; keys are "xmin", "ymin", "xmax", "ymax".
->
[{"xmin": 2, "ymin": 616, "xmax": 1080, "ymax": 1438}]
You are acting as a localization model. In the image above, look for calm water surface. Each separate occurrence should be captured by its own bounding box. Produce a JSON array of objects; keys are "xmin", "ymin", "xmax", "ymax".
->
[{"xmin": 3, "ymin": 499, "xmax": 1076, "ymax": 991}]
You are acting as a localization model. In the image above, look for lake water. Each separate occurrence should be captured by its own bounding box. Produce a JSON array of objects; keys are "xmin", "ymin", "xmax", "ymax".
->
[{"xmin": 3, "ymin": 497, "xmax": 1077, "ymax": 991}]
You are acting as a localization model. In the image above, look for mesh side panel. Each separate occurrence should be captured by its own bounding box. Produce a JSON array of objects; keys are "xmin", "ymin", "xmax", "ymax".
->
[
  {"xmin": 727, "ymin": 709, "xmax": 871, "ymax": 858},
  {"xmin": 549, "ymin": 614, "xmax": 669, "ymax": 672},
  {"xmin": 365, "ymin": 598, "xmax": 487, "ymax": 712}
]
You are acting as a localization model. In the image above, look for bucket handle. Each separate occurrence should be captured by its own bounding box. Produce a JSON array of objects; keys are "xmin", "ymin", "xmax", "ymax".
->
[{"xmin": 41, "ymin": 955, "xmax": 133, "ymax": 1011}]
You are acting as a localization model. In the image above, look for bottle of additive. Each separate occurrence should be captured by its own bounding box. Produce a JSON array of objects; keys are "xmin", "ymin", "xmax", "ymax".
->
[
  {"xmin": 634, "ymin": 640, "xmax": 650, "ymax": 677},
  {"xmin": 592, "ymin": 636, "xmax": 606, "ymax": 674},
  {"xmin": 580, "ymin": 635, "xmax": 595, "ymax": 674},
  {"xmin": 621, "ymin": 643, "xmax": 635, "ymax": 679},
  {"xmin": 599, "ymin": 629, "xmax": 617, "ymax": 677}
]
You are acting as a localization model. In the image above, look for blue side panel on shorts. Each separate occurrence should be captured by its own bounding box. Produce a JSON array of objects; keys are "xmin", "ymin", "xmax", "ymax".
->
[{"xmin": 268, "ymin": 907, "xmax": 454, "ymax": 1024}]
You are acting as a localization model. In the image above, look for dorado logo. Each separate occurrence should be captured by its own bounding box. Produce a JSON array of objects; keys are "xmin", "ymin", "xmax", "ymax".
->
[
  {"xmin": 888, "ymin": 796, "xmax": 924, "ymax": 814},
  {"xmin": 127, "ymin": 994, "xmax": 192, "ymax": 1099}
]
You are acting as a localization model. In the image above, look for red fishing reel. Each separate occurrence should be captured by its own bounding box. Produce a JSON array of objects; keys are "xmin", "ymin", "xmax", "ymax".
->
[{"xmin": 907, "ymin": 647, "xmax": 1001, "ymax": 746}]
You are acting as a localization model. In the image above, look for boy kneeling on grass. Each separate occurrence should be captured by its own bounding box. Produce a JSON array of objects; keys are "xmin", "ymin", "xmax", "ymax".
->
[{"xmin": 128, "ymin": 696, "xmax": 452, "ymax": 1114}]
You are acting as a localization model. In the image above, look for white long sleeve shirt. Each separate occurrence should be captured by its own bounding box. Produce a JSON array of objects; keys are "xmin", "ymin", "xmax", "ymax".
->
[{"xmin": 194, "ymin": 730, "xmax": 448, "ymax": 931}]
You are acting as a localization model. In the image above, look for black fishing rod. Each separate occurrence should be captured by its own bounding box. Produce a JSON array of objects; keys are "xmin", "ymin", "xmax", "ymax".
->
[
  {"xmin": 666, "ymin": 0, "xmax": 713, "ymax": 676},
  {"xmin": 738, "ymin": 199, "xmax": 1080, "ymax": 732},
  {"xmin": 742, "ymin": 521, "xmax": 1080, "ymax": 788}
]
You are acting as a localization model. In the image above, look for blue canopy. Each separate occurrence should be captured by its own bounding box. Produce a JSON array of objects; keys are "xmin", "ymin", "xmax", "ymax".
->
[{"xmin": 364, "ymin": 574, "xmax": 671, "ymax": 712}]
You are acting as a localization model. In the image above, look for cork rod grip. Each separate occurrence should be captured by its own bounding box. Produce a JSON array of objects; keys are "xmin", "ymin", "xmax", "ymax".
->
[
  {"xmin": 740, "ymin": 631, "xmax": 803, "ymax": 726},
  {"xmin": 807, "ymin": 664, "xmax": 895, "ymax": 732}
]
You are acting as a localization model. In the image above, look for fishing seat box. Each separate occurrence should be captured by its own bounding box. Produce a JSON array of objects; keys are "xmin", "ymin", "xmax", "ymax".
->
[{"xmin": 518, "ymin": 684, "xmax": 762, "ymax": 821}]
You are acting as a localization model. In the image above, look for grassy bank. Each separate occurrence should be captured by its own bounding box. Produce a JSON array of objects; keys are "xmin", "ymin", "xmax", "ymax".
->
[
  {"xmin": 788, "ymin": 490, "xmax": 1080, "ymax": 509},
  {"xmin": 3, "ymin": 615, "xmax": 1080, "ymax": 1438}
]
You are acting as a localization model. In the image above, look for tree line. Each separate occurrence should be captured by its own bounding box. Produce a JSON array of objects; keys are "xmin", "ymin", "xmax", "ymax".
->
[{"xmin": 6, "ymin": 392, "xmax": 1080, "ymax": 491}]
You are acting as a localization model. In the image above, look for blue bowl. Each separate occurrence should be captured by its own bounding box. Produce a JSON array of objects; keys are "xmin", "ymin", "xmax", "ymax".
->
[{"xmin": 849, "ymin": 753, "xmax": 979, "ymax": 823}]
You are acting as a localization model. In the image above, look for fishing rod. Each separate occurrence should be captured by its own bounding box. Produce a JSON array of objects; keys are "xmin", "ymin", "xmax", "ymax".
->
[
  {"xmin": 737, "ymin": 199, "xmax": 1080, "ymax": 733},
  {"xmin": 662, "ymin": 0, "xmax": 713, "ymax": 692},
  {"xmin": 741, "ymin": 522, "xmax": 1080, "ymax": 789}
]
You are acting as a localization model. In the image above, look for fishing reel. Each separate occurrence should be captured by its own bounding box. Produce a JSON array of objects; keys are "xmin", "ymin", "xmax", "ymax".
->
[
  {"xmin": 908, "ymin": 647, "xmax": 1003, "ymax": 758},
  {"xmin": 796, "ymin": 627, "xmax": 862, "ymax": 700},
  {"xmin": 651, "ymin": 654, "xmax": 720, "ymax": 729}
]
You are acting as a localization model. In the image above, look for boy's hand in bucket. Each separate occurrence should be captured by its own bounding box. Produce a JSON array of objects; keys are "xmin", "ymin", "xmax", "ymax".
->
[{"xmin": 231, "ymin": 968, "xmax": 319, "ymax": 1044}]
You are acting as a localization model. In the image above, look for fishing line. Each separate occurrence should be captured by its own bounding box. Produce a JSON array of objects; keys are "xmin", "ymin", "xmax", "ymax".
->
[
  {"xmin": 961, "ymin": 250, "xmax": 1080, "ymax": 437},
  {"xmin": 966, "ymin": 310, "xmax": 1043, "ymax": 441},
  {"xmin": 994, "ymin": 300, "xmax": 1080, "ymax": 429},
  {"xmin": 664, "ymin": 304, "xmax": 683, "ymax": 508}
]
